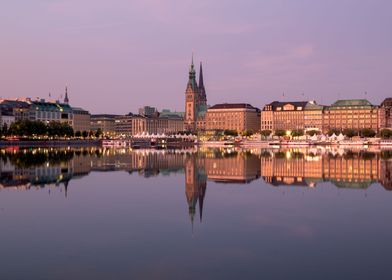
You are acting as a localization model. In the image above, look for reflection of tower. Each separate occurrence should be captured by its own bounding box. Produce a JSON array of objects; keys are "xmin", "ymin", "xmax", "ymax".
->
[
  {"xmin": 64, "ymin": 181, "xmax": 69, "ymax": 198},
  {"xmin": 185, "ymin": 154, "xmax": 207, "ymax": 231}
]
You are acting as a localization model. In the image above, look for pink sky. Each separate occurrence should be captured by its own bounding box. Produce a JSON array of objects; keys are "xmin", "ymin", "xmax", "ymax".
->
[{"xmin": 0, "ymin": 0, "xmax": 391, "ymax": 114}]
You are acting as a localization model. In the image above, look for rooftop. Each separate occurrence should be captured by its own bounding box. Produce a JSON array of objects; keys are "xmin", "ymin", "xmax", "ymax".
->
[
  {"xmin": 264, "ymin": 101, "xmax": 308, "ymax": 111},
  {"xmin": 91, "ymin": 114, "xmax": 121, "ymax": 119},
  {"xmin": 209, "ymin": 103, "xmax": 260, "ymax": 111},
  {"xmin": 31, "ymin": 101, "xmax": 72, "ymax": 112},
  {"xmin": 331, "ymin": 99, "xmax": 374, "ymax": 107}
]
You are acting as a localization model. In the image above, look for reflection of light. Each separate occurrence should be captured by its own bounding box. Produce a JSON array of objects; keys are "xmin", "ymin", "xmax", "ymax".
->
[{"xmin": 286, "ymin": 151, "xmax": 291, "ymax": 159}]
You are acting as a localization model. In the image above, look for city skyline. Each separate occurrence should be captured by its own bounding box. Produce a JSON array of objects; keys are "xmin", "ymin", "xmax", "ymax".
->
[{"xmin": 1, "ymin": 0, "xmax": 391, "ymax": 114}]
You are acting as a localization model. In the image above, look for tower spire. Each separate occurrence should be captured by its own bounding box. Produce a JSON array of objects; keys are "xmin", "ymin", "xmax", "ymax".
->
[
  {"xmin": 199, "ymin": 62, "xmax": 204, "ymax": 88},
  {"xmin": 64, "ymin": 86, "xmax": 69, "ymax": 104},
  {"xmin": 187, "ymin": 54, "xmax": 197, "ymax": 91}
]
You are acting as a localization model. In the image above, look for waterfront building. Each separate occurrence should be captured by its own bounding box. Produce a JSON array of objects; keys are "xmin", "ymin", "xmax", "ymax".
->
[
  {"xmin": 205, "ymin": 103, "xmax": 261, "ymax": 133},
  {"xmin": 29, "ymin": 99, "xmax": 73, "ymax": 125},
  {"xmin": 0, "ymin": 100, "xmax": 30, "ymax": 121},
  {"xmin": 91, "ymin": 114, "xmax": 119, "ymax": 136},
  {"xmin": 184, "ymin": 58, "xmax": 207, "ymax": 131},
  {"xmin": 379, "ymin": 98, "xmax": 392, "ymax": 129},
  {"xmin": 0, "ymin": 107, "xmax": 15, "ymax": 127},
  {"xmin": 131, "ymin": 112, "xmax": 184, "ymax": 135},
  {"xmin": 71, "ymin": 107, "xmax": 91, "ymax": 133},
  {"xmin": 158, "ymin": 114, "xmax": 184, "ymax": 134},
  {"xmin": 261, "ymin": 101, "xmax": 307, "ymax": 132},
  {"xmin": 304, "ymin": 101, "xmax": 324, "ymax": 132},
  {"xmin": 114, "ymin": 114, "xmax": 133, "ymax": 136},
  {"xmin": 322, "ymin": 99, "xmax": 379, "ymax": 133}
]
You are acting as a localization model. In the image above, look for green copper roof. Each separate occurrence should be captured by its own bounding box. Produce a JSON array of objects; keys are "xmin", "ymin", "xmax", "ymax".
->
[
  {"xmin": 304, "ymin": 102, "xmax": 324, "ymax": 110},
  {"xmin": 331, "ymin": 99, "xmax": 373, "ymax": 107}
]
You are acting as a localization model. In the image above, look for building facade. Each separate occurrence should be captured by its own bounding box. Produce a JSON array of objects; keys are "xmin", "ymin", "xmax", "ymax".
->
[
  {"xmin": 114, "ymin": 114, "xmax": 134, "ymax": 136},
  {"xmin": 304, "ymin": 101, "xmax": 324, "ymax": 131},
  {"xmin": 71, "ymin": 107, "xmax": 91, "ymax": 133},
  {"xmin": 184, "ymin": 58, "xmax": 207, "ymax": 131},
  {"xmin": 91, "ymin": 114, "xmax": 118, "ymax": 136},
  {"xmin": 138, "ymin": 106, "xmax": 157, "ymax": 117},
  {"xmin": 322, "ymin": 99, "xmax": 379, "ymax": 133},
  {"xmin": 131, "ymin": 113, "xmax": 184, "ymax": 135},
  {"xmin": 29, "ymin": 100, "xmax": 73, "ymax": 125},
  {"xmin": 379, "ymin": 98, "xmax": 392, "ymax": 129},
  {"xmin": 206, "ymin": 103, "xmax": 261, "ymax": 132},
  {"xmin": 261, "ymin": 101, "xmax": 307, "ymax": 132}
]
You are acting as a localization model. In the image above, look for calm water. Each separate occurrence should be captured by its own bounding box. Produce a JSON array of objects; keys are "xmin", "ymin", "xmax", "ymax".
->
[{"xmin": 1, "ymin": 147, "xmax": 392, "ymax": 280}]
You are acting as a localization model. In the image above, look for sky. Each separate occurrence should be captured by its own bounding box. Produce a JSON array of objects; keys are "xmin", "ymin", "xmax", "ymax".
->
[{"xmin": 0, "ymin": 0, "xmax": 391, "ymax": 114}]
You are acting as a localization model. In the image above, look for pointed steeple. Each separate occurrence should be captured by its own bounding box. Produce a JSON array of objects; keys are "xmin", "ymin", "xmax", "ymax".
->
[
  {"xmin": 64, "ymin": 86, "xmax": 69, "ymax": 104},
  {"xmin": 199, "ymin": 62, "xmax": 204, "ymax": 89},
  {"xmin": 198, "ymin": 62, "xmax": 207, "ymax": 104},
  {"xmin": 187, "ymin": 54, "xmax": 198, "ymax": 91}
]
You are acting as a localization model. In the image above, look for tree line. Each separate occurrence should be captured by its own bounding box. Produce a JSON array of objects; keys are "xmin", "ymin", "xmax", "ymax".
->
[{"xmin": 0, "ymin": 120, "xmax": 102, "ymax": 139}]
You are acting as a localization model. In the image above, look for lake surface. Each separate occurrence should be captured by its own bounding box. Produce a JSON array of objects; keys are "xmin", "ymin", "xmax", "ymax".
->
[{"xmin": 1, "ymin": 147, "xmax": 392, "ymax": 280}]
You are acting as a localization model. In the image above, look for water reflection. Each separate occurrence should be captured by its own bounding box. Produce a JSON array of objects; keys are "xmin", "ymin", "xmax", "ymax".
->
[
  {"xmin": 1, "ymin": 147, "xmax": 392, "ymax": 220},
  {"xmin": 2, "ymin": 147, "xmax": 392, "ymax": 279}
]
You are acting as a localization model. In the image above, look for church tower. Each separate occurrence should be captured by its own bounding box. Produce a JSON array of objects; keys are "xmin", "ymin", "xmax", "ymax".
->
[
  {"xmin": 184, "ymin": 56, "xmax": 207, "ymax": 132},
  {"xmin": 184, "ymin": 56, "xmax": 199, "ymax": 131},
  {"xmin": 198, "ymin": 62, "xmax": 207, "ymax": 108}
]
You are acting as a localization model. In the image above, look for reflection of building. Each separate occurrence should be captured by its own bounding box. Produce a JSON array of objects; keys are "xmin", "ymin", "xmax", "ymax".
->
[
  {"xmin": 206, "ymin": 104, "xmax": 261, "ymax": 133},
  {"xmin": 185, "ymin": 155, "xmax": 207, "ymax": 227},
  {"xmin": 323, "ymin": 154, "xmax": 379, "ymax": 189},
  {"xmin": 380, "ymin": 159, "xmax": 392, "ymax": 191},
  {"xmin": 261, "ymin": 152, "xmax": 323, "ymax": 187},
  {"xmin": 261, "ymin": 150, "xmax": 382, "ymax": 189},
  {"xmin": 205, "ymin": 152, "xmax": 260, "ymax": 183}
]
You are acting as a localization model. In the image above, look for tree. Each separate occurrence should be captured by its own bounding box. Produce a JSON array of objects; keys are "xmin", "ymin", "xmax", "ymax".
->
[
  {"xmin": 343, "ymin": 128, "xmax": 357, "ymax": 138},
  {"xmin": 47, "ymin": 121, "xmax": 73, "ymax": 137},
  {"xmin": 291, "ymin": 129, "xmax": 304, "ymax": 138},
  {"xmin": 260, "ymin": 130, "xmax": 272, "ymax": 138},
  {"xmin": 75, "ymin": 131, "xmax": 82, "ymax": 138},
  {"xmin": 275, "ymin": 129, "xmax": 286, "ymax": 137},
  {"xmin": 306, "ymin": 130, "xmax": 320, "ymax": 136},
  {"xmin": 241, "ymin": 130, "xmax": 253, "ymax": 137},
  {"xmin": 223, "ymin": 129, "xmax": 238, "ymax": 136},
  {"xmin": 82, "ymin": 131, "xmax": 88, "ymax": 138},
  {"xmin": 327, "ymin": 129, "xmax": 340, "ymax": 136},
  {"xmin": 2, "ymin": 123, "xmax": 8, "ymax": 137},
  {"xmin": 95, "ymin": 128, "xmax": 103, "ymax": 138},
  {"xmin": 380, "ymin": 129, "xmax": 392, "ymax": 139},
  {"xmin": 360, "ymin": 128, "xmax": 376, "ymax": 138}
]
